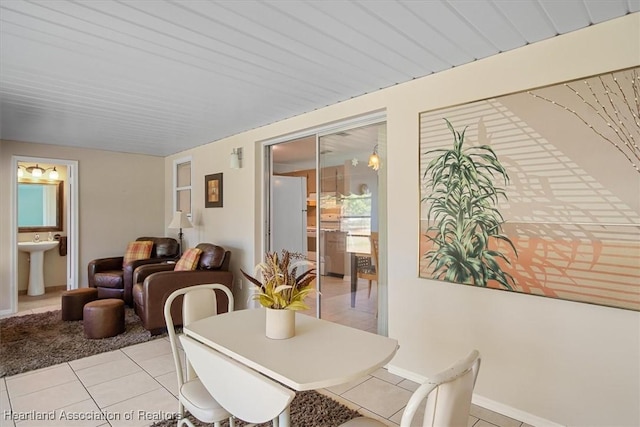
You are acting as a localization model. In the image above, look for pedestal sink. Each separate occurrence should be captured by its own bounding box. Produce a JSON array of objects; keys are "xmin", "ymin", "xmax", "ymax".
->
[{"xmin": 18, "ymin": 241, "xmax": 59, "ymax": 296}]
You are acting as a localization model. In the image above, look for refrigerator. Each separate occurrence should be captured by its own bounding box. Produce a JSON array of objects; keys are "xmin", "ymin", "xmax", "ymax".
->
[{"xmin": 271, "ymin": 175, "xmax": 307, "ymax": 255}]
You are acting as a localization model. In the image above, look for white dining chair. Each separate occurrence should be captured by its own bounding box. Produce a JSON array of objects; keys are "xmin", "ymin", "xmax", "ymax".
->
[
  {"xmin": 164, "ymin": 284, "xmax": 236, "ymax": 427},
  {"xmin": 180, "ymin": 333, "xmax": 296, "ymax": 426},
  {"xmin": 340, "ymin": 350, "xmax": 481, "ymax": 427}
]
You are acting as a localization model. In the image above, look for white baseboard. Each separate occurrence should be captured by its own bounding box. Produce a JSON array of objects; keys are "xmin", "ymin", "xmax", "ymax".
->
[
  {"xmin": 387, "ymin": 364, "xmax": 565, "ymax": 427},
  {"xmin": 471, "ymin": 394, "xmax": 565, "ymax": 427},
  {"xmin": 386, "ymin": 363, "xmax": 427, "ymax": 384}
]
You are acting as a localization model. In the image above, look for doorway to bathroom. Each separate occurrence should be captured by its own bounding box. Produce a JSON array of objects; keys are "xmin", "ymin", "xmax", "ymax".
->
[{"xmin": 12, "ymin": 155, "xmax": 79, "ymax": 315}]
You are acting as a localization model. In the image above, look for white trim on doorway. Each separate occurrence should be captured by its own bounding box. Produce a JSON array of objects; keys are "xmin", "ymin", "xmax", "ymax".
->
[{"xmin": 10, "ymin": 156, "xmax": 79, "ymax": 315}]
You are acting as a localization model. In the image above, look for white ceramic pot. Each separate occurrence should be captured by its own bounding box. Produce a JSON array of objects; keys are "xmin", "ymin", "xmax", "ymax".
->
[{"xmin": 265, "ymin": 308, "xmax": 295, "ymax": 339}]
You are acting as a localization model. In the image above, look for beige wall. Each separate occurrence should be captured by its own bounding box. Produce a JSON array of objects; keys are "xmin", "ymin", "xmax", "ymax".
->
[
  {"xmin": 165, "ymin": 14, "xmax": 640, "ymax": 426},
  {"xmin": 0, "ymin": 140, "xmax": 166, "ymax": 308}
]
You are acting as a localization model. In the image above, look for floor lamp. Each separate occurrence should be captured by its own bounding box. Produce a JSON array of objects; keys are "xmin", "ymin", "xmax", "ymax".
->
[{"xmin": 168, "ymin": 211, "xmax": 193, "ymax": 255}]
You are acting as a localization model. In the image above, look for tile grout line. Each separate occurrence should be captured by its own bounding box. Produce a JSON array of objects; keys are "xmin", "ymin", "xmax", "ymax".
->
[
  {"xmin": 122, "ymin": 339, "xmax": 179, "ymax": 399},
  {"xmin": 68, "ymin": 359, "xmax": 116, "ymax": 427}
]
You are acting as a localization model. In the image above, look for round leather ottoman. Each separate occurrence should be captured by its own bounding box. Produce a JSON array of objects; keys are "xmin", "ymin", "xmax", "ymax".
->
[
  {"xmin": 61, "ymin": 288, "xmax": 99, "ymax": 321},
  {"xmin": 83, "ymin": 299, "xmax": 125, "ymax": 339}
]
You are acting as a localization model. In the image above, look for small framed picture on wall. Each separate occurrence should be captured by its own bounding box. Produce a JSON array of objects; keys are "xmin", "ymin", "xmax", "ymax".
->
[{"xmin": 205, "ymin": 173, "xmax": 223, "ymax": 208}]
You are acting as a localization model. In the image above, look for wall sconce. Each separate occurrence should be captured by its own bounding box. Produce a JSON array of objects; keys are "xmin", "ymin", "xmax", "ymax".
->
[
  {"xmin": 17, "ymin": 164, "xmax": 59, "ymax": 179},
  {"xmin": 230, "ymin": 147, "xmax": 243, "ymax": 169},
  {"xmin": 368, "ymin": 145, "xmax": 380, "ymax": 171}
]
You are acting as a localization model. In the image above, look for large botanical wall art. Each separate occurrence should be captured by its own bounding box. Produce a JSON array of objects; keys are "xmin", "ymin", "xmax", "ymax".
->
[{"xmin": 419, "ymin": 67, "xmax": 640, "ymax": 311}]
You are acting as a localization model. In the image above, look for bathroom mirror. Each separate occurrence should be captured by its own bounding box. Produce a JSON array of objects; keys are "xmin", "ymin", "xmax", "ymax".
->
[{"xmin": 17, "ymin": 179, "xmax": 63, "ymax": 232}]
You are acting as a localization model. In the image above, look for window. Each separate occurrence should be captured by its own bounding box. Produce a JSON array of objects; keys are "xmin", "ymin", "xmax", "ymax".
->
[
  {"xmin": 341, "ymin": 193, "xmax": 372, "ymax": 254},
  {"xmin": 174, "ymin": 158, "xmax": 192, "ymax": 216}
]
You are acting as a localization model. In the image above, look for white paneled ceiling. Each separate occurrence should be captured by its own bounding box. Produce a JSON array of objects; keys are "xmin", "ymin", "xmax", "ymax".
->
[{"xmin": 1, "ymin": 0, "xmax": 636, "ymax": 156}]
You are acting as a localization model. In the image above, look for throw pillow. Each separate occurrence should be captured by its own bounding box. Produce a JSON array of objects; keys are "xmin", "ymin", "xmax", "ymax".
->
[
  {"xmin": 175, "ymin": 247, "xmax": 203, "ymax": 271},
  {"xmin": 122, "ymin": 240, "xmax": 154, "ymax": 266}
]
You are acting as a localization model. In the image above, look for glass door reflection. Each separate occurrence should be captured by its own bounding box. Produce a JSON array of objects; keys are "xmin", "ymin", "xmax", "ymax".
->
[{"xmin": 316, "ymin": 122, "xmax": 384, "ymax": 333}]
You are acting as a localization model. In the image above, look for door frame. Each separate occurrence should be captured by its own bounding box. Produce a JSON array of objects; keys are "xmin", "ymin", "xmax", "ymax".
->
[
  {"xmin": 262, "ymin": 111, "xmax": 389, "ymax": 335},
  {"xmin": 10, "ymin": 155, "xmax": 79, "ymax": 314}
]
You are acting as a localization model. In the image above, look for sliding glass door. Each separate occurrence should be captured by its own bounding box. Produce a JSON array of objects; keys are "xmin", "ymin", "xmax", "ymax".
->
[
  {"xmin": 317, "ymin": 123, "xmax": 385, "ymax": 333},
  {"xmin": 267, "ymin": 120, "xmax": 387, "ymax": 334}
]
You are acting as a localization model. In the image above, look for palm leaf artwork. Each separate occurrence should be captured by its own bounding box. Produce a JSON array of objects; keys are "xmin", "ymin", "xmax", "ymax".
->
[
  {"xmin": 241, "ymin": 250, "xmax": 316, "ymax": 310},
  {"xmin": 422, "ymin": 119, "xmax": 517, "ymax": 290}
]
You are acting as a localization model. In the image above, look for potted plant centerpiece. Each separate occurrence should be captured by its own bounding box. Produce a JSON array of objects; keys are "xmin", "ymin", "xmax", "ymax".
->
[{"xmin": 241, "ymin": 250, "xmax": 316, "ymax": 339}]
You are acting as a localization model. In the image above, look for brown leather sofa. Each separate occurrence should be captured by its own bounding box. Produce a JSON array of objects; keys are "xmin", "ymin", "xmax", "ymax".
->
[
  {"xmin": 132, "ymin": 243, "xmax": 233, "ymax": 335},
  {"xmin": 88, "ymin": 236, "xmax": 179, "ymax": 306}
]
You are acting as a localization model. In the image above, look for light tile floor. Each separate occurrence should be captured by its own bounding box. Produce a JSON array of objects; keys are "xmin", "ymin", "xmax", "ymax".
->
[
  {"xmin": 2, "ymin": 293, "xmax": 527, "ymax": 427},
  {"xmin": 301, "ymin": 275, "xmax": 378, "ymax": 333}
]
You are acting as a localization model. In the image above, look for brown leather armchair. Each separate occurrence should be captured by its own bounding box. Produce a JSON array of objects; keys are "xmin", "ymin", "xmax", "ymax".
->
[
  {"xmin": 88, "ymin": 237, "xmax": 179, "ymax": 306},
  {"xmin": 132, "ymin": 243, "xmax": 233, "ymax": 335}
]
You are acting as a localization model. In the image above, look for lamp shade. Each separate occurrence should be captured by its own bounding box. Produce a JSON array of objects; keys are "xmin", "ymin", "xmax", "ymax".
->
[
  {"xmin": 230, "ymin": 148, "xmax": 242, "ymax": 169},
  {"xmin": 368, "ymin": 144, "xmax": 380, "ymax": 171},
  {"xmin": 49, "ymin": 167, "xmax": 59, "ymax": 180},
  {"xmin": 27, "ymin": 165, "xmax": 44, "ymax": 177},
  {"xmin": 230, "ymin": 151, "xmax": 239, "ymax": 169},
  {"xmin": 368, "ymin": 152, "xmax": 380, "ymax": 171},
  {"xmin": 168, "ymin": 211, "xmax": 193, "ymax": 229}
]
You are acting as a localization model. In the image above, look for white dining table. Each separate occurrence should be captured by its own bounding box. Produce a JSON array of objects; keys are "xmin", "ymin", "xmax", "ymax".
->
[{"xmin": 183, "ymin": 307, "xmax": 399, "ymax": 426}]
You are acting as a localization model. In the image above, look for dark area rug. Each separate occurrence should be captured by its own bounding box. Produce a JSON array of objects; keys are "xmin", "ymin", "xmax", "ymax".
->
[
  {"xmin": 151, "ymin": 390, "xmax": 361, "ymax": 427},
  {"xmin": 0, "ymin": 307, "xmax": 163, "ymax": 377}
]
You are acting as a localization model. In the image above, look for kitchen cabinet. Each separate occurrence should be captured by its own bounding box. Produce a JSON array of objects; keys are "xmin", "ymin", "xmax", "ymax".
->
[
  {"xmin": 323, "ymin": 231, "xmax": 345, "ymax": 277},
  {"xmin": 280, "ymin": 169, "xmax": 315, "ymax": 196},
  {"xmin": 280, "ymin": 166, "xmax": 343, "ymax": 198},
  {"xmin": 320, "ymin": 166, "xmax": 344, "ymax": 195}
]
